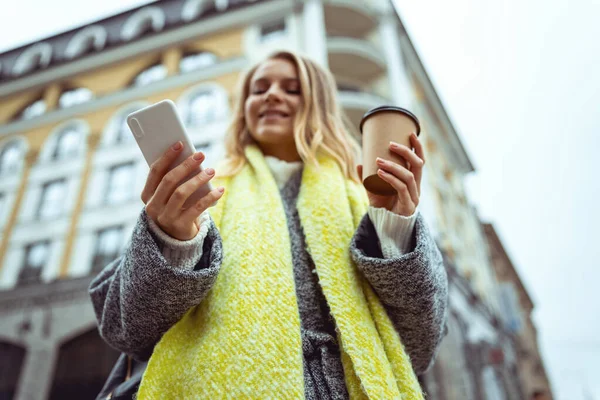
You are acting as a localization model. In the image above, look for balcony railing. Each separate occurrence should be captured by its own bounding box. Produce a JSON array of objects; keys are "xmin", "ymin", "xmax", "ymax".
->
[
  {"xmin": 327, "ymin": 36, "xmax": 386, "ymax": 83},
  {"xmin": 17, "ymin": 267, "xmax": 42, "ymax": 286}
]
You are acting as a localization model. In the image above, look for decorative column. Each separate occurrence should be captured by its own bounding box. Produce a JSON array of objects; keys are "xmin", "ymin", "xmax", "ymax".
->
[
  {"xmin": 58, "ymin": 132, "xmax": 101, "ymax": 278},
  {"xmin": 15, "ymin": 341, "xmax": 58, "ymax": 400},
  {"xmin": 162, "ymin": 47, "xmax": 182, "ymax": 76},
  {"xmin": 44, "ymin": 83, "xmax": 61, "ymax": 111},
  {"xmin": 377, "ymin": 11, "xmax": 413, "ymax": 108},
  {"xmin": 302, "ymin": 0, "xmax": 328, "ymax": 67},
  {"xmin": 0, "ymin": 149, "xmax": 38, "ymax": 271}
]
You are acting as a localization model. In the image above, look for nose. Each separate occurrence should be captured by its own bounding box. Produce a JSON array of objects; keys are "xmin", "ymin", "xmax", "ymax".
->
[{"xmin": 265, "ymin": 84, "xmax": 283, "ymax": 103}]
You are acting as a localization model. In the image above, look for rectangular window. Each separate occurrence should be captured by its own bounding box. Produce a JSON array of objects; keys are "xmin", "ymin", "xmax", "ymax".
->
[
  {"xmin": 499, "ymin": 283, "xmax": 523, "ymax": 333},
  {"xmin": 18, "ymin": 241, "xmax": 50, "ymax": 285},
  {"xmin": 0, "ymin": 143, "xmax": 22, "ymax": 175},
  {"xmin": 260, "ymin": 19, "xmax": 286, "ymax": 43},
  {"xmin": 37, "ymin": 179, "xmax": 66, "ymax": 219},
  {"xmin": 105, "ymin": 163, "xmax": 135, "ymax": 205},
  {"xmin": 91, "ymin": 226, "xmax": 124, "ymax": 273}
]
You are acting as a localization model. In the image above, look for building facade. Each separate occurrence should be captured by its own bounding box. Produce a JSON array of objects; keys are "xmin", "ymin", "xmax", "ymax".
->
[
  {"xmin": 0, "ymin": 0, "xmax": 551, "ymax": 398},
  {"xmin": 484, "ymin": 223, "xmax": 554, "ymax": 399}
]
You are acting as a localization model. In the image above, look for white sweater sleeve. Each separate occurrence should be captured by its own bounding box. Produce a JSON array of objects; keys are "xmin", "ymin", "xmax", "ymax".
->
[
  {"xmin": 367, "ymin": 206, "xmax": 419, "ymax": 259},
  {"xmin": 145, "ymin": 210, "xmax": 211, "ymax": 270}
]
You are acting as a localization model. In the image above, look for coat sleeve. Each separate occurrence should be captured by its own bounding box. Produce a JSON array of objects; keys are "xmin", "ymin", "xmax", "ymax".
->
[
  {"xmin": 350, "ymin": 212, "xmax": 449, "ymax": 374},
  {"xmin": 88, "ymin": 209, "xmax": 223, "ymax": 361}
]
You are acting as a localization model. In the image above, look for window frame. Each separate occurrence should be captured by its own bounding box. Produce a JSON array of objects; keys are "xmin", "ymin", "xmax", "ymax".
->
[
  {"xmin": 0, "ymin": 141, "xmax": 23, "ymax": 175},
  {"xmin": 179, "ymin": 51, "xmax": 218, "ymax": 74},
  {"xmin": 36, "ymin": 178, "xmax": 67, "ymax": 220},
  {"xmin": 18, "ymin": 240, "xmax": 51, "ymax": 285},
  {"xmin": 120, "ymin": 6, "xmax": 166, "ymax": 42},
  {"xmin": 104, "ymin": 162, "xmax": 136, "ymax": 206},
  {"xmin": 58, "ymin": 87, "xmax": 94, "ymax": 109},
  {"xmin": 91, "ymin": 225, "xmax": 124, "ymax": 273},
  {"xmin": 51, "ymin": 125, "xmax": 83, "ymax": 161},
  {"xmin": 64, "ymin": 25, "xmax": 107, "ymax": 59},
  {"xmin": 131, "ymin": 63, "xmax": 168, "ymax": 87}
]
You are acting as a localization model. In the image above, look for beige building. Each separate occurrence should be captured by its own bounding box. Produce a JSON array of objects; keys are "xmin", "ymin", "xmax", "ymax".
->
[
  {"xmin": 0, "ymin": 0, "xmax": 547, "ymax": 398},
  {"xmin": 484, "ymin": 223, "xmax": 554, "ymax": 399}
]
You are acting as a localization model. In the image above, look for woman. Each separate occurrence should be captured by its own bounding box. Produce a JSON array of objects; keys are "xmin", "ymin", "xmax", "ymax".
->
[{"xmin": 90, "ymin": 50, "xmax": 448, "ymax": 399}]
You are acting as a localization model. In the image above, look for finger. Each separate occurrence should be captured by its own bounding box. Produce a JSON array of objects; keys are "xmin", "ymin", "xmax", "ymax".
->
[
  {"xmin": 164, "ymin": 167, "xmax": 215, "ymax": 216},
  {"xmin": 410, "ymin": 133, "xmax": 425, "ymax": 195},
  {"xmin": 389, "ymin": 141, "xmax": 424, "ymax": 171},
  {"xmin": 141, "ymin": 141, "xmax": 183, "ymax": 204},
  {"xmin": 376, "ymin": 158, "xmax": 419, "ymax": 205},
  {"xmin": 152, "ymin": 152, "xmax": 205, "ymax": 207},
  {"xmin": 377, "ymin": 169, "xmax": 416, "ymax": 208},
  {"xmin": 390, "ymin": 138, "xmax": 424, "ymax": 195},
  {"xmin": 181, "ymin": 186, "xmax": 225, "ymax": 221},
  {"xmin": 410, "ymin": 132, "xmax": 426, "ymax": 165}
]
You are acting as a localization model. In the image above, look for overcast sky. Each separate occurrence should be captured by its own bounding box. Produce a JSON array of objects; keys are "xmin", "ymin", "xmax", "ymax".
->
[
  {"xmin": 393, "ymin": 0, "xmax": 600, "ymax": 398},
  {"xmin": 1, "ymin": 0, "xmax": 599, "ymax": 398}
]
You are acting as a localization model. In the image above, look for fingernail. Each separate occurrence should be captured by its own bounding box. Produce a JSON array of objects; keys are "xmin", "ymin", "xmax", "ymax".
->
[
  {"xmin": 376, "ymin": 157, "xmax": 385, "ymax": 165},
  {"xmin": 218, "ymin": 187, "xmax": 225, "ymax": 193},
  {"xmin": 390, "ymin": 141, "xmax": 399, "ymax": 148},
  {"xmin": 193, "ymin": 152, "xmax": 203, "ymax": 161},
  {"xmin": 172, "ymin": 141, "xmax": 182, "ymax": 151},
  {"xmin": 205, "ymin": 168, "xmax": 215, "ymax": 175}
]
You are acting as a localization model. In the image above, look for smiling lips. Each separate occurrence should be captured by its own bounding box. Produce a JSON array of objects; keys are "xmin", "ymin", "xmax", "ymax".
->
[{"xmin": 259, "ymin": 110, "xmax": 290, "ymax": 120}]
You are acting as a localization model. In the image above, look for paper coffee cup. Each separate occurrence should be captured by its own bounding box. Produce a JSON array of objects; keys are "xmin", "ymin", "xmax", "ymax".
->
[{"xmin": 359, "ymin": 106, "xmax": 421, "ymax": 195}]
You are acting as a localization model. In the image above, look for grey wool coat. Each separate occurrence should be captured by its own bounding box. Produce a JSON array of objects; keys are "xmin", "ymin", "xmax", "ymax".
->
[{"xmin": 89, "ymin": 170, "xmax": 448, "ymax": 399}]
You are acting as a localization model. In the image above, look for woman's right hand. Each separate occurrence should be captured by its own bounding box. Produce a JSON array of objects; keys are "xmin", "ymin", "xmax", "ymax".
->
[{"xmin": 141, "ymin": 141, "xmax": 225, "ymax": 241}]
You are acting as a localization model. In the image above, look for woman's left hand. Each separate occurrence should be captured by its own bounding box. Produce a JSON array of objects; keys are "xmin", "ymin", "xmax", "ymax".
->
[{"xmin": 357, "ymin": 132, "xmax": 425, "ymax": 217}]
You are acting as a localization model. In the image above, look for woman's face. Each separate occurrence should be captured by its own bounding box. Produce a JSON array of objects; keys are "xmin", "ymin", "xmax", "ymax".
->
[{"xmin": 245, "ymin": 58, "xmax": 303, "ymax": 161}]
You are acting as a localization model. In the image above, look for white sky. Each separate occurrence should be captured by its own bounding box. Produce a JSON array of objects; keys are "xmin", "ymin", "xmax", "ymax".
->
[
  {"xmin": 393, "ymin": 0, "xmax": 600, "ymax": 398},
  {"xmin": 1, "ymin": 0, "xmax": 599, "ymax": 398}
]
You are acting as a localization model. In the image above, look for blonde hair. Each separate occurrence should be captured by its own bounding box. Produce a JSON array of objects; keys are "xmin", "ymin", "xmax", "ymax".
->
[{"xmin": 219, "ymin": 50, "xmax": 360, "ymax": 181}]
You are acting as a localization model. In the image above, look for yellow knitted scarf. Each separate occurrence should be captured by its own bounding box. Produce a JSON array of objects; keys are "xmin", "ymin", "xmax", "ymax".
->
[{"xmin": 137, "ymin": 146, "xmax": 423, "ymax": 399}]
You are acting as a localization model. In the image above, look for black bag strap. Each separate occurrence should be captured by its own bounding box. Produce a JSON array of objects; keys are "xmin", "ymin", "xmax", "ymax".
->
[{"xmin": 96, "ymin": 354, "xmax": 147, "ymax": 400}]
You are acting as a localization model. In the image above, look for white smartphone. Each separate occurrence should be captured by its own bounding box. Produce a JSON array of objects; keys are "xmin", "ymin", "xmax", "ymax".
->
[{"xmin": 127, "ymin": 99, "xmax": 214, "ymax": 209}]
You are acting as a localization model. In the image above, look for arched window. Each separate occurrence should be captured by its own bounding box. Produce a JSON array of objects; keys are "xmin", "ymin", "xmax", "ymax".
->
[
  {"xmin": 179, "ymin": 85, "xmax": 228, "ymax": 129},
  {"xmin": 51, "ymin": 124, "xmax": 83, "ymax": 161},
  {"xmin": 179, "ymin": 51, "xmax": 218, "ymax": 73},
  {"xmin": 0, "ymin": 341, "xmax": 26, "ymax": 398},
  {"xmin": 121, "ymin": 6, "xmax": 166, "ymax": 42},
  {"xmin": 131, "ymin": 63, "xmax": 168, "ymax": 87},
  {"xmin": 181, "ymin": 0, "xmax": 210, "ymax": 21},
  {"xmin": 103, "ymin": 103, "xmax": 149, "ymax": 146},
  {"xmin": 12, "ymin": 43, "xmax": 53, "ymax": 77},
  {"xmin": 186, "ymin": 90, "xmax": 218, "ymax": 126},
  {"xmin": 115, "ymin": 114, "xmax": 134, "ymax": 144},
  {"xmin": 0, "ymin": 140, "xmax": 23, "ymax": 175},
  {"xmin": 15, "ymin": 97, "xmax": 47, "ymax": 120},
  {"xmin": 105, "ymin": 162, "xmax": 136, "ymax": 205},
  {"xmin": 58, "ymin": 87, "xmax": 94, "ymax": 109},
  {"xmin": 64, "ymin": 25, "xmax": 107, "ymax": 59},
  {"xmin": 49, "ymin": 328, "xmax": 120, "ymax": 399}
]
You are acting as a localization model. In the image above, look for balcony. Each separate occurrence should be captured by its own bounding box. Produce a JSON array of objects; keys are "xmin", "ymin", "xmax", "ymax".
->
[
  {"xmin": 323, "ymin": 0, "xmax": 379, "ymax": 39},
  {"xmin": 338, "ymin": 88, "xmax": 388, "ymax": 135},
  {"xmin": 327, "ymin": 36, "xmax": 386, "ymax": 83}
]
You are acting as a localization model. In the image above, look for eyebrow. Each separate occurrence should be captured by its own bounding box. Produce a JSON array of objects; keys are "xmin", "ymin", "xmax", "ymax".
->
[{"xmin": 251, "ymin": 77, "xmax": 300, "ymax": 85}]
